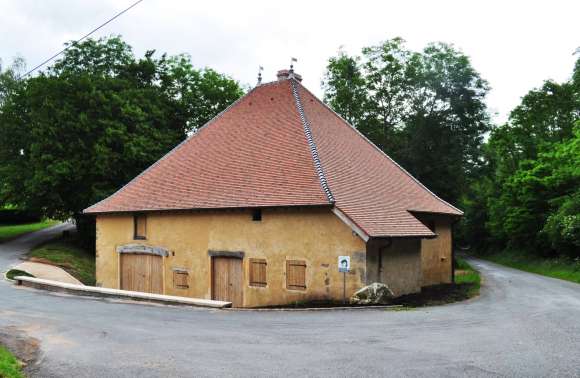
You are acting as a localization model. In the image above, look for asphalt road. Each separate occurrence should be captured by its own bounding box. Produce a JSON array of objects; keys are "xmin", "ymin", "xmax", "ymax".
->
[{"xmin": 1, "ymin": 225, "xmax": 579, "ymax": 377}]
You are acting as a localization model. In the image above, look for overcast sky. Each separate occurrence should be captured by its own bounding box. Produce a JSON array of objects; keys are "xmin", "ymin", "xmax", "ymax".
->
[{"xmin": 1, "ymin": 0, "xmax": 578, "ymax": 123}]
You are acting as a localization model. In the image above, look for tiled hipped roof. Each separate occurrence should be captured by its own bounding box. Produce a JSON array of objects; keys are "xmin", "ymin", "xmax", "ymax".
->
[{"xmin": 85, "ymin": 76, "xmax": 462, "ymax": 238}]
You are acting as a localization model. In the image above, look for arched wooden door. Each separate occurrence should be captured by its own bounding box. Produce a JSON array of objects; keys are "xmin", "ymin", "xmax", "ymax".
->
[{"xmin": 120, "ymin": 253, "xmax": 164, "ymax": 294}]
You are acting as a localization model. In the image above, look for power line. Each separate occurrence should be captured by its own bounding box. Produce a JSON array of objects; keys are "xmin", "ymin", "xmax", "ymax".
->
[{"xmin": 19, "ymin": 0, "xmax": 145, "ymax": 79}]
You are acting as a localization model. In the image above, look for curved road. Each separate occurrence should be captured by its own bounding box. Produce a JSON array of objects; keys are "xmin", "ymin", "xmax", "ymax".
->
[{"xmin": 1, "ymin": 225, "xmax": 579, "ymax": 377}]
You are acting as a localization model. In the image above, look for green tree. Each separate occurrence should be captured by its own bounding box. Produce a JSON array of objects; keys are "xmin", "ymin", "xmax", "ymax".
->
[
  {"xmin": 0, "ymin": 57, "xmax": 25, "ymax": 108},
  {"xmin": 0, "ymin": 36, "xmax": 243, "ymax": 232},
  {"xmin": 322, "ymin": 50, "xmax": 366, "ymax": 126},
  {"xmin": 461, "ymin": 56, "xmax": 580, "ymax": 257},
  {"xmin": 322, "ymin": 38, "xmax": 490, "ymax": 204}
]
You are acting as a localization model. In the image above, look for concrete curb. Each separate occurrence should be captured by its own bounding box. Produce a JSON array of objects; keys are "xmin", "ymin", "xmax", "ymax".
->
[
  {"xmin": 13, "ymin": 276, "xmax": 232, "ymax": 309},
  {"xmin": 226, "ymin": 304, "xmax": 404, "ymax": 312}
]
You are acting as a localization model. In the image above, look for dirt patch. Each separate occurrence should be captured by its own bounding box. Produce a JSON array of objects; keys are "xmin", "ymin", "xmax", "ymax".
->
[
  {"xmin": 0, "ymin": 326, "xmax": 41, "ymax": 374},
  {"xmin": 250, "ymin": 300, "xmax": 393, "ymax": 310},
  {"xmin": 392, "ymin": 283, "xmax": 477, "ymax": 307}
]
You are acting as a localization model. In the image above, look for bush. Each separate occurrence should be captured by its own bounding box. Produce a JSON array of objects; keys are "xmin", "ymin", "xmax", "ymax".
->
[
  {"xmin": 5, "ymin": 269, "xmax": 34, "ymax": 280},
  {"xmin": 0, "ymin": 209, "xmax": 41, "ymax": 225}
]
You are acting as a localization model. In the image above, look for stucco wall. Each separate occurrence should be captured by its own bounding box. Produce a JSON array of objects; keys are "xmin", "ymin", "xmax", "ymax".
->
[
  {"xmin": 96, "ymin": 208, "xmax": 366, "ymax": 307},
  {"xmin": 418, "ymin": 215, "xmax": 453, "ymax": 286},
  {"xmin": 365, "ymin": 238, "xmax": 422, "ymax": 296}
]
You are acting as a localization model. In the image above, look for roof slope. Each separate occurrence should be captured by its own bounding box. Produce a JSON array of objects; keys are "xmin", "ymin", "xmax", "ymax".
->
[
  {"xmin": 84, "ymin": 80, "xmax": 330, "ymax": 213},
  {"xmin": 85, "ymin": 77, "xmax": 462, "ymax": 238},
  {"xmin": 296, "ymin": 83, "xmax": 462, "ymax": 237}
]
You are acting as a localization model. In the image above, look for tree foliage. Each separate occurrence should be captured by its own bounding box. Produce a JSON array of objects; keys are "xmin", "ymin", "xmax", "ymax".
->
[
  {"xmin": 322, "ymin": 38, "xmax": 490, "ymax": 205},
  {"xmin": 0, "ymin": 36, "xmax": 243, "ymax": 223},
  {"xmin": 460, "ymin": 57, "xmax": 580, "ymax": 258},
  {"xmin": 0, "ymin": 57, "xmax": 25, "ymax": 107}
]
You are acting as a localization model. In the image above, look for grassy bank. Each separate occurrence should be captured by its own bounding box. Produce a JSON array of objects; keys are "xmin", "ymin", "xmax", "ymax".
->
[
  {"xmin": 5, "ymin": 269, "xmax": 34, "ymax": 280},
  {"xmin": 29, "ymin": 234, "xmax": 95, "ymax": 285},
  {"xmin": 454, "ymin": 257, "xmax": 482, "ymax": 297},
  {"xmin": 480, "ymin": 250, "xmax": 580, "ymax": 284},
  {"xmin": 0, "ymin": 221, "xmax": 59, "ymax": 243},
  {"xmin": 0, "ymin": 346, "xmax": 24, "ymax": 378}
]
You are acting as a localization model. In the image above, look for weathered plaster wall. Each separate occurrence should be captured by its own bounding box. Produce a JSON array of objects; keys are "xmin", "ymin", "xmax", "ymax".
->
[
  {"xmin": 96, "ymin": 208, "xmax": 366, "ymax": 307},
  {"xmin": 418, "ymin": 215, "xmax": 453, "ymax": 286},
  {"xmin": 365, "ymin": 238, "xmax": 422, "ymax": 296}
]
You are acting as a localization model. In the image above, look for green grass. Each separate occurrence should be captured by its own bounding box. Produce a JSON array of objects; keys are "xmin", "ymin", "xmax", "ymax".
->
[
  {"xmin": 5, "ymin": 269, "xmax": 34, "ymax": 281},
  {"xmin": 0, "ymin": 221, "xmax": 59, "ymax": 243},
  {"xmin": 0, "ymin": 345, "xmax": 24, "ymax": 378},
  {"xmin": 29, "ymin": 236, "xmax": 95, "ymax": 285},
  {"xmin": 480, "ymin": 250, "xmax": 580, "ymax": 284},
  {"xmin": 454, "ymin": 257, "xmax": 482, "ymax": 297}
]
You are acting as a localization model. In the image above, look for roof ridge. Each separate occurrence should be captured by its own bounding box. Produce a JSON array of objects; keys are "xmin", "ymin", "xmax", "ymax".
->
[
  {"xmin": 297, "ymin": 83, "xmax": 463, "ymax": 216},
  {"xmin": 290, "ymin": 79, "xmax": 335, "ymax": 204},
  {"xmin": 84, "ymin": 85, "xmax": 257, "ymax": 214}
]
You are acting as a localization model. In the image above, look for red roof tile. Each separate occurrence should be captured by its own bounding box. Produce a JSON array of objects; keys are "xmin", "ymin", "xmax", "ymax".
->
[
  {"xmin": 85, "ymin": 76, "xmax": 462, "ymax": 237},
  {"xmin": 297, "ymin": 84, "xmax": 462, "ymax": 237}
]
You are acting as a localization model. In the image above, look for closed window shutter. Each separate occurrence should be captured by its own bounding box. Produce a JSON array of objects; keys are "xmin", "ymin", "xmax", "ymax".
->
[
  {"xmin": 134, "ymin": 214, "xmax": 147, "ymax": 239},
  {"xmin": 173, "ymin": 271, "xmax": 189, "ymax": 289},
  {"xmin": 249, "ymin": 259, "xmax": 267, "ymax": 287},
  {"xmin": 286, "ymin": 260, "xmax": 306, "ymax": 290}
]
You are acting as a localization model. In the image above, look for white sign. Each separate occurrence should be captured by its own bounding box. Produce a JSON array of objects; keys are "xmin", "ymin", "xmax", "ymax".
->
[{"xmin": 338, "ymin": 256, "xmax": 350, "ymax": 272}]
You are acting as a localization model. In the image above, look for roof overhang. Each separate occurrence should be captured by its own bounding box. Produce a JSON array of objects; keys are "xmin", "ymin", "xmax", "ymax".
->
[
  {"xmin": 84, "ymin": 203, "xmax": 334, "ymax": 216},
  {"xmin": 331, "ymin": 207, "xmax": 370, "ymax": 242}
]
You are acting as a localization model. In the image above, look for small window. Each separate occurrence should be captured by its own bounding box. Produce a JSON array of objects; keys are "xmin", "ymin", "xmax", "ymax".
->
[
  {"xmin": 134, "ymin": 214, "xmax": 147, "ymax": 240},
  {"xmin": 249, "ymin": 258, "xmax": 267, "ymax": 287},
  {"xmin": 173, "ymin": 270, "xmax": 189, "ymax": 289},
  {"xmin": 252, "ymin": 209, "xmax": 262, "ymax": 222},
  {"xmin": 286, "ymin": 260, "xmax": 306, "ymax": 290}
]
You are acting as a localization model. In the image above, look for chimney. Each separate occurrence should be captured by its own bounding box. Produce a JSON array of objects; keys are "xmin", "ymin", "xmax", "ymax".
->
[{"xmin": 277, "ymin": 69, "xmax": 302, "ymax": 82}]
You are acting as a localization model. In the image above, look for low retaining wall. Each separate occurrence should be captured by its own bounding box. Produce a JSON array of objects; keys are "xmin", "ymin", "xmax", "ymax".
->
[{"xmin": 13, "ymin": 276, "xmax": 231, "ymax": 309}]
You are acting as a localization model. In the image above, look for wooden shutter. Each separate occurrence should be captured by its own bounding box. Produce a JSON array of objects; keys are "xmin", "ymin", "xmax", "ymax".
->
[
  {"xmin": 249, "ymin": 258, "xmax": 267, "ymax": 287},
  {"xmin": 134, "ymin": 214, "xmax": 147, "ymax": 239},
  {"xmin": 173, "ymin": 270, "xmax": 189, "ymax": 289},
  {"xmin": 286, "ymin": 260, "xmax": 306, "ymax": 290}
]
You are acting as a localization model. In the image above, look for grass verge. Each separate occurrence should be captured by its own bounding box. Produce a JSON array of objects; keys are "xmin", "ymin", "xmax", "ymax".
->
[
  {"xmin": 29, "ymin": 233, "xmax": 95, "ymax": 285},
  {"xmin": 0, "ymin": 345, "xmax": 24, "ymax": 378},
  {"xmin": 5, "ymin": 269, "xmax": 34, "ymax": 281},
  {"xmin": 0, "ymin": 221, "xmax": 59, "ymax": 243},
  {"xmin": 479, "ymin": 250, "xmax": 580, "ymax": 284},
  {"xmin": 393, "ymin": 257, "xmax": 481, "ymax": 307}
]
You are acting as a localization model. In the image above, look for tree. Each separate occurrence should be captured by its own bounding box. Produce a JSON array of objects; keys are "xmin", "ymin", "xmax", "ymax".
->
[
  {"xmin": 460, "ymin": 56, "xmax": 580, "ymax": 257},
  {"xmin": 0, "ymin": 57, "xmax": 25, "ymax": 108},
  {"xmin": 0, "ymin": 36, "xmax": 243, "ymax": 231},
  {"xmin": 322, "ymin": 50, "xmax": 366, "ymax": 126},
  {"xmin": 322, "ymin": 38, "xmax": 490, "ymax": 204}
]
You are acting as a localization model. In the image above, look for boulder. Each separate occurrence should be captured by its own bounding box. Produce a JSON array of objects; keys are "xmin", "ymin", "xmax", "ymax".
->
[{"xmin": 350, "ymin": 283, "xmax": 394, "ymax": 305}]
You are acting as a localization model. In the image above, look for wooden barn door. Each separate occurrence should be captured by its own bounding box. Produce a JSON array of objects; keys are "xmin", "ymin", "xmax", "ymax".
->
[
  {"xmin": 212, "ymin": 257, "xmax": 243, "ymax": 307},
  {"xmin": 120, "ymin": 254, "xmax": 163, "ymax": 294}
]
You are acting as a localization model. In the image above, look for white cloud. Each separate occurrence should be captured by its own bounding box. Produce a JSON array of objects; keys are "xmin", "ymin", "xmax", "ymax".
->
[{"xmin": 1, "ymin": 0, "xmax": 578, "ymax": 123}]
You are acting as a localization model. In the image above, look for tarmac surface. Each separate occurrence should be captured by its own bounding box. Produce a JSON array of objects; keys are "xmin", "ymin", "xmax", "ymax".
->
[{"xmin": 1, "ymin": 224, "xmax": 579, "ymax": 377}]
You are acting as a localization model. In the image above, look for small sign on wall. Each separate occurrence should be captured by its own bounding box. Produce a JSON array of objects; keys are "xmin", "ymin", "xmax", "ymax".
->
[{"xmin": 338, "ymin": 256, "xmax": 350, "ymax": 272}]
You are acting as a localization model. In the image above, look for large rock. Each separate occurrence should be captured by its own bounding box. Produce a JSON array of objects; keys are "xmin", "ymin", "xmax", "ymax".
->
[{"xmin": 350, "ymin": 283, "xmax": 394, "ymax": 305}]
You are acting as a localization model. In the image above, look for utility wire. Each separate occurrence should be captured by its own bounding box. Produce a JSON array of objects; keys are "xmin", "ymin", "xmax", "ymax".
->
[{"xmin": 19, "ymin": 0, "xmax": 145, "ymax": 79}]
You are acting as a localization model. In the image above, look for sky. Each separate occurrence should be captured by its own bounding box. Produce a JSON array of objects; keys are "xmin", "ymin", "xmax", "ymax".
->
[{"xmin": 1, "ymin": 0, "xmax": 578, "ymax": 123}]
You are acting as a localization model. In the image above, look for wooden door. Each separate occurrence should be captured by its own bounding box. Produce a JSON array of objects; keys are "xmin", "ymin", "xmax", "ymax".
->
[
  {"xmin": 212, "ymin": 257, "xmax": 243, "ymax": 307},
  {"xmin": 120, "ymin": 254, "xmax": 164, "ymax": 294}
]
